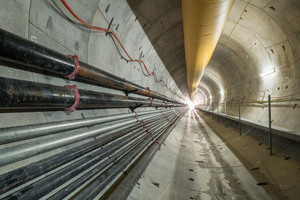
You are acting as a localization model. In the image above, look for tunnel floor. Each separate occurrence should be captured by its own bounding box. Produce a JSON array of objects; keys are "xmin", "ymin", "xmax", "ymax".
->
[{"xmin": 128, "ymin": 110, "xmax": 282, "ymax": 200}]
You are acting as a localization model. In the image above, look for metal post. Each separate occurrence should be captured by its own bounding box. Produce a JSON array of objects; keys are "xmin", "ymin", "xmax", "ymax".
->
[
  {"xmin": 212, "ymin": 103, "xmax": 214, "ymax": 120},
  {"xmin": 268, "ymin": 95, "xmax": 272, "ymax": 155},
  {"xmin": 239, "ymin": 99, "xmax": 241, "ymax": 136},
  {"xmin": 217, "ymin": 103, "xmax": 219, "ymax": 123},
  {"xmin": 225, "ymin": 101, "xmax": 227, "ymax": 128}
]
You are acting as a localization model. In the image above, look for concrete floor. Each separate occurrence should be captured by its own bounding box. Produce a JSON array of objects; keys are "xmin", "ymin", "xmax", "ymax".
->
[{"xmin": 128, "ymin": 110, "xmax": 294, "ymax": 200}]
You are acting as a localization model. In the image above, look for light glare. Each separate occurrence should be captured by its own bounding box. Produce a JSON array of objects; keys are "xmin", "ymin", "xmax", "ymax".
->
[{"xmin": 187, "ymin": 101, "xmax": 195, "ymax": 109}]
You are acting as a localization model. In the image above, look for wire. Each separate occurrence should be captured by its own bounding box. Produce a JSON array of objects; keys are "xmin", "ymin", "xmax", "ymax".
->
[{"xmin": 59, "ymin": 0, "xmax": 184, "ymax": 101}]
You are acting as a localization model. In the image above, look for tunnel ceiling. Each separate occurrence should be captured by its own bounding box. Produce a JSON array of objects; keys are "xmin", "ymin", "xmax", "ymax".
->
[
  {"xmin": 127, "ymin": 0, "xmax": 189, "ymax": 97},
  {"xmin": 127, "ymin": 0, "xmax": 300, "ymax": 103}
]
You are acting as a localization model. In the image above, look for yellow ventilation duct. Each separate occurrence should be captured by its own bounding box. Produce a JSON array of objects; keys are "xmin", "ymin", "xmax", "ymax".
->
[{"xmin": 182, "ymin": 0, "xmax": 234, "ymax": 100}]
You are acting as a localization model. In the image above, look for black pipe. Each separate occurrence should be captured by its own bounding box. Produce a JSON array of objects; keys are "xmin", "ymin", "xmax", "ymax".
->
[
  {"xmin": 0, "ymin": 28, "xmax": 183, "ymax": 104},
  {"xmin": 0, "ymin": 77, "xmax": 182, "ymax": 111}
]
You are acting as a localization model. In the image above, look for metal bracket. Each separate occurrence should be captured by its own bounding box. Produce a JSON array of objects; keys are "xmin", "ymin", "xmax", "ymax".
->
[
  {"xmin": 129, "ymin": 103, "xmax": 143, "ymax": 112},
  {"xmin": 106, "ymin": 17, "xmax": 114, "ymax": 36},
  {"xmin": 124, "ymin": 89, "xmax": 138, "ymax": 96}
]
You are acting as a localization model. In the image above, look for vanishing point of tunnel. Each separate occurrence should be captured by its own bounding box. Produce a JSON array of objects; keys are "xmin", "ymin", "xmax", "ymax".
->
[{"xmin": 0, "ymin": 0, "xmax": 299, "ymax": 199}]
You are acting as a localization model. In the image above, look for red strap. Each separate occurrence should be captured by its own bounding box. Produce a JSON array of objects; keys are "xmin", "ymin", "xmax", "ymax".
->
[
  {"xmin": 162, "ymin": 95, "xmax": 166, "ymax": 102},
  {"xmin": 133, "ymin": 111, "xmax": 139, "ymax": 123},
  {"xmin": 160, "ymin": 111, "xmax": 176, "ymax": 127},
  {"xmin": 153, "ymin": 141, "xmax": 161, "ymax": 150},
  {"xmin": 146, "ymin": 87, "xmax": 151, "ymax": 96},
  {"xmin": 65, "ymin": 55, "xmax": 80, "ymax": 80},
  {"xmin": 149, "ymin": 98, "xmax": 153, "ymax": 107},
  {"xmin": 148, "ymin": 131, "xmax": 154, "ymax": 141},
  {"xmin": 164, "ymin": 102, "xmax": 168, "ymax": 107},
  {"xmin": 64, "ymin": 85, "xmax": 80, "ymax": 112}
]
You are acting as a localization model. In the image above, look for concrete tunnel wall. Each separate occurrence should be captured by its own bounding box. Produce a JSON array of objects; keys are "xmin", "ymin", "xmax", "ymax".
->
[
  {"xmin": 0, "ymin": 0, "xmax": 299, "ymax": 199},
  {"xmin": 195, "ymin": 0, "xmax": 300, "ymax": 132},
  {"xmin": 0, "ymin": 0, "xmax": 183, "ymax": 174}
]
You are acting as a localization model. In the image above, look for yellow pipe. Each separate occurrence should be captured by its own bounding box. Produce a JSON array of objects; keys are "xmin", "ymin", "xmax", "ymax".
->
[{"xmin": 182, "ymin": 0, "xmax": 234, "ymax": 100}]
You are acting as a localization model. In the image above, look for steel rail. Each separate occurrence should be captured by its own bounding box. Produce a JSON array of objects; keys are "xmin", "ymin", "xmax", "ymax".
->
[{"xmin": 0, "ymin": 28, "xmax": 182, "ymax": 104}]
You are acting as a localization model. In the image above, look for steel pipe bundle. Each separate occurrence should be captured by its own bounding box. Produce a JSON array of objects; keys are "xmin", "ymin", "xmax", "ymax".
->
[
  {"xmin": 0, "ymin": 109, "xmax": 183, "ymax": 167},
  {"xmin": 0, "ymin": 109, "xmax": 172, "ymax": 144},
  {"xmin": 0, "ymin": 77, "xmax": 183, "ymax": 111},
  {"xmin": 0, "ymin": 28, "xmax": 183, "ymax": 104},
  {"xmin": 0, "ymin": 108, "xmax": 186, "ymax": 199}
]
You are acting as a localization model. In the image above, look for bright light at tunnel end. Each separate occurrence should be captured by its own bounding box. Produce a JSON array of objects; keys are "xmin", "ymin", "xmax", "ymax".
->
[{"xmin": 187, "ymin": 101, "xmax": 195, "ymax": 109}]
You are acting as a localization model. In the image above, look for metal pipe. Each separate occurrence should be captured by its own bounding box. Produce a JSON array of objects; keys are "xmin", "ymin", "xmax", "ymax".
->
[
  {"xmin": 268, "ymin": 95, "xmax": 272, "ymax": 155},
  {"xmin": 225, "ymin": 100, "xmax": 227, "ymax": 128},
  {"xmin": 73, "ymin": 115, "xmax": 180, "ymax": 200},
  {"xmin": 47, "ymin": 119, "xmax": 175, "ymax": 200},
  {"xmin": 5, "ymin": 118, "xmax": 170, "ymax": 200},
  {"xmin": 0, "ymin": 28, "xmax": 182, "ymax": 104},
  {"xmin": 2, "ymin": 113, "xmax": 181, "ymax": 199},
  {"xmin": 0, "ymin": 110, "xmax": 185, "ymax": 167},
  {"xmin": 239, "ymin": 98, "xmax": 241, "ymax": 136},
  {"xmin": 0, "ymin": 109, "xmax": 176, "ymax": 144},
  {"xmin": 103, "ymin": 113, "xmax": 181, "ymax": 200},
  {"xmin": 0, "ymin": 112, "xmax": 181, "ymax": 195},
  {"xmin": 0, "ymin": 77, "xmax": 183, "ymax": 111}
]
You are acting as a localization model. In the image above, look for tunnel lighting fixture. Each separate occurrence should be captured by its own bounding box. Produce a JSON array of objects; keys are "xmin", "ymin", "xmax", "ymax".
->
[{"xmin": 260, "ymin": 68, "xmax": 275, "ymax": 77}]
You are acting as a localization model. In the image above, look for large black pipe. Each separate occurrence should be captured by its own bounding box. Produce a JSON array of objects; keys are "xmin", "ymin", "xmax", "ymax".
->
[
  {"xmin": 0, "ymin": 77, "xmax": 182, "ymax": 111},
  {"xmin": 0, "ymin": 28, "xmax": 183, "ymax": 104}
]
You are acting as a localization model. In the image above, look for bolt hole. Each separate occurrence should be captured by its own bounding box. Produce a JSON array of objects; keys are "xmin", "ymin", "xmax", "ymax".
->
[
  {"xmin": 190, "ymin": 197, "xmax": 194, "ymax": 199},
  {"xmin": 271, "ymin": 49, "xmax": 274, "ymax": 54},
  {"xmin": 105, "ymin": 4, "xmax": 110, "ymax": 13},
  {"xmin": 189, "ymin": 169, "xmax": 194, "ymax": 172},
  {"xmin": 188, "ymin": 178, "xmax": 194, "ymax": 181},
  {"xmin": 278, "ymin": 87, "xmax": 280, "ymax": 90},
  {"xmin": 269, "ymin": 6, "xmax": 276, "ymax": 11},
  {"xmin": 282, "ymin": 45, "xmax": 286, "ymax": 51},
  {"xmin": 256, "ymin": 182, "xmax": 269, "ymax": 186},
  {"xmin": 286, "ymin": 85, "xmax": 288, "ymax": 89},
  {"xmin": 284, "ymin": 157, "xmax": 291, "ymax": 160},
  {"xmin": 293, "ymin": 104, "xmax": 297, "ymax": 109},
  {"xmin": 259, "ymin": 143, "xmax": 263, "ymax": 145}
]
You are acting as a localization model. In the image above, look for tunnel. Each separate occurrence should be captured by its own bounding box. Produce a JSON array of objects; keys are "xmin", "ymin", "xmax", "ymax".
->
[{"xmin": 0, "ymin": 0, "xmax": 299, "ymax": 199}]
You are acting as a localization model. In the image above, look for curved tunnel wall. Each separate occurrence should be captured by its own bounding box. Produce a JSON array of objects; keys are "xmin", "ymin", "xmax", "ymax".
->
[
  {"xmin": 197, "ymin": 0, "xmax": 300, "ymax": 132},
  {"xmin": 0, "ymin": 0, "xmax": 299, "ymax": 198}
]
